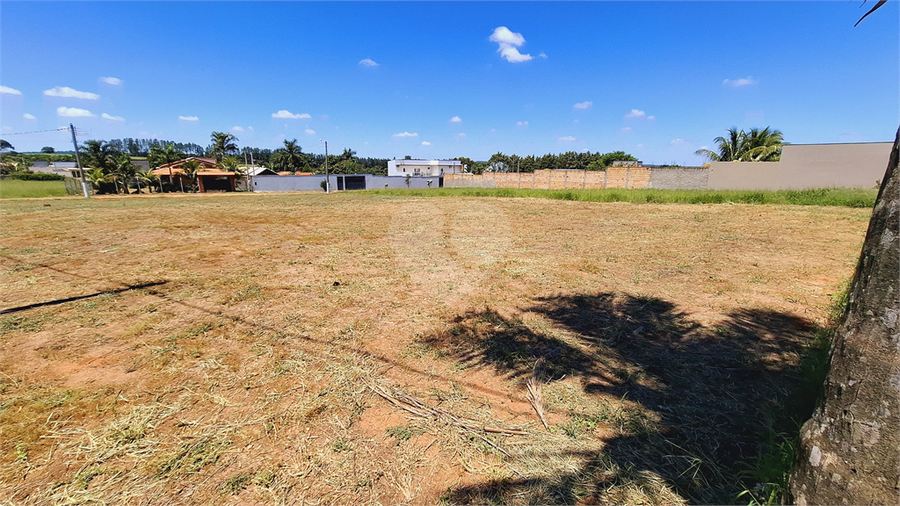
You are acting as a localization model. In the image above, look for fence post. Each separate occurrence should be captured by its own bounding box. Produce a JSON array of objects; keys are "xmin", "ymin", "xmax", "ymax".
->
[{"xmin": 625, "ymin": 167, "xmax": 631, "ymax": 189}]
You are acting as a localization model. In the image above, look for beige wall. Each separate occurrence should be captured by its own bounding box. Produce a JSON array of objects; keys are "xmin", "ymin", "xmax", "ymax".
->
[
  {"xmin": 445, "ymin": 168, "xmax": 653, "ymax": 190},
  {"xmin": 708, "ymin": 142, "xmax": 892, "ymax": 190}
]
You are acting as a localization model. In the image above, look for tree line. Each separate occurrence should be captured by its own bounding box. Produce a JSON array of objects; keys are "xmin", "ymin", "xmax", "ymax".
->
[{"xmin": 1, "ymin": 125, "xmax": 784, "ymax": 181}]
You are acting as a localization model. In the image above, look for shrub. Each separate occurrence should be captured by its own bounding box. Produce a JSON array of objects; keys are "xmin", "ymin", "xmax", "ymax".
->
[{"xmin": 7, "ymin": 172, "xmax": 66, "ymax": 181}]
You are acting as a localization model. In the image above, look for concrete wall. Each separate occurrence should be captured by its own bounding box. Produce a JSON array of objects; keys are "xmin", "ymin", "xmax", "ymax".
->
[
  {"xmin": 367, "ymin": 175, "xmax": 439, "ymax": 189},
  {"xmin": 253, "ymin": 175, "xmax": 331, "ymax": 192},
  {"xmin": 252, "ymin": 174, "xmax": 440, "ymax": 192},
  {"xmin": 708, "ymin": 142, "xmax": 891, "ymax": 190},
  {"xmin": 649, "ymin": 167, "xmax": 709, "ymax": 190}
]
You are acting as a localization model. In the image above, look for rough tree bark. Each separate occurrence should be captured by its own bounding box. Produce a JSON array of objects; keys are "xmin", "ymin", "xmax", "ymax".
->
[{"xmin": 791, "ymin": 127, "xmax": 900, "ymax": 505}]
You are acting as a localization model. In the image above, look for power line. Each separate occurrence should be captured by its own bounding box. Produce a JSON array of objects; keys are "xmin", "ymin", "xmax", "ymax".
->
[{"xmin": 2, "ymin": 127, "xmax": 69, "ymax": 136}]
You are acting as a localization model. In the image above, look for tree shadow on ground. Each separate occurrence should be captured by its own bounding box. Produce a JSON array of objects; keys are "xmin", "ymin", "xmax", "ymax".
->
[{"xmin": 429, "ymin": 293, "xmax": 814, "ymax": 504}]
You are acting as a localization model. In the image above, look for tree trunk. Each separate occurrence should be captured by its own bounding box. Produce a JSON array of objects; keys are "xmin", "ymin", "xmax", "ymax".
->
[{"xmin": 791, "ymin": 127, "xmax": 900, "ymax": 505}]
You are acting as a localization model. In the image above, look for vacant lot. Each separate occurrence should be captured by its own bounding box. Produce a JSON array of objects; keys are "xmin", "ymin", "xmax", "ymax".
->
[
  {"xmin": 0, "ymin": 180, "xmax": 69, "ymax": 199},
  {"xmin": 1, "ymin": 193, "xmax": 870, "ymax": 504}
]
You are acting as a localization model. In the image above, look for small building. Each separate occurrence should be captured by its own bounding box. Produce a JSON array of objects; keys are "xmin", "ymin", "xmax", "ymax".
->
[
  {"xmin": 387, "ymin": 159, "xmax": 464, "ymax": 177},
  {"xmin": 151, "ymin": 157, "xmax": 237, "ymax": 192},
  {"xmin": 29, "ymin": 161, "xmax": 78, "ymax": 177}
]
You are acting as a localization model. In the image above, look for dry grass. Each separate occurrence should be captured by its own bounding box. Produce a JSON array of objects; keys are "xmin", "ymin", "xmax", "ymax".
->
[{"xmin": 0, "ymin": 192, "xmax": 871, "ymax": 504}]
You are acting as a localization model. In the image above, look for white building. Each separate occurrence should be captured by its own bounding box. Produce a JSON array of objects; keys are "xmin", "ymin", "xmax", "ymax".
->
[{"xmin": 387, "ymin": 159, "xmax": 464, "ymax": 177}]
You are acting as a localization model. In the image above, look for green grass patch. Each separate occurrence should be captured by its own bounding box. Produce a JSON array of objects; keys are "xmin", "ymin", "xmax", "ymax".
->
[
  {"xmin": 736, "ymin": 282, "xmax": 850, "ymax": 505},
  {"xmin": 365, "ymin": 187, "xmax": 877, "ymax": 208},
  {"xmin": 0, "ymin": 179, "xmax": 69, "ymax": 198}
]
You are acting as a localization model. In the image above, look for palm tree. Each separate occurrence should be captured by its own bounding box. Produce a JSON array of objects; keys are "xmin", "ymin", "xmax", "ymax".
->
[
  {"xmin": 112, "ymin": 154, "xmax": 137, "ymax": 194},
  {"xmin": 218, "ymin": 156, "xmax": 240, "ymax": 172},
  {"xmin": 149, "ymin": 144, "xmax": 185, "ymax": 169},
  {"xmin": 694, "ymin": 127, "xmax": 783, "ymax": 162},
  {"xmin": 81, "ymin": 140, "xmax": 117, "ymax": 173},
  {"xmin": 270, "ymin": 139, "xmax": 305, "ymax": 172},
  {"xmin": 135, "ymin": 169, "xmax": 159, "ymax": 193},
  {"xmin": 88, "ymin": 168, "xmax": 116, "ymax": 194},
  {"xmin": 209, "ymin": 132, "xmax": 239, "ymax": 162},
  {"xmin": 742, "ymin": 127, "xmax": 784, "ymax": 161},
  {"xmin": 694, "ymin": 127, "xmax": 745, "ymax": 162},
  {"xmin": 180, "ymin": 159, "xmax": 202, "ymax": 192}
]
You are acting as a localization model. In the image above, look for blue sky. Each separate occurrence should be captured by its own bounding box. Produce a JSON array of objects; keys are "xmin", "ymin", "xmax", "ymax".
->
[{"xmin": 1, "ymin": 1, "xmax": 897, "ymax": 165}]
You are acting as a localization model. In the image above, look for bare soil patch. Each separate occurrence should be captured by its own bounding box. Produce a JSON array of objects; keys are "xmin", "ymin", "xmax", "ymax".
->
[{"xmin": 1, "ymin": 193, "xmax": 870, "ymax": 504}]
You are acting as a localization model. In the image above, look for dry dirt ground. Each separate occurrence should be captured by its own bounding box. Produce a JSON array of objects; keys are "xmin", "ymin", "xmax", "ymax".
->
[{"xmin": 0, "ymin": 192, "xmax": 871, "ymax": 505}]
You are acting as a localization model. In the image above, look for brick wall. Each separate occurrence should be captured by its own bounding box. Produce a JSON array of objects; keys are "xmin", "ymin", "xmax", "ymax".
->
[{"xmin": 444, "ymin": 168, "xmax": 654, "ymax": 190}]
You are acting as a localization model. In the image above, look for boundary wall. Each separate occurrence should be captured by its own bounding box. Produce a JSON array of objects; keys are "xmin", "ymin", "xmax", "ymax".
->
[{"xmin": 445, "ymin": 167, "xmax": 709, "ymax": 190}]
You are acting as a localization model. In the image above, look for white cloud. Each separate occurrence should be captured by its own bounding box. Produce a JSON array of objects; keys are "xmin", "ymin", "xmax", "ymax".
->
[
  {"xmin": 100, "ymin": 77, "xmax": 123, "ymax": 86},
  {"xmin": 449, "ymin": 116, "xmax": 462, "ymax": 123},
  {"xmin": 636, "ymin": 144, "xmax": 644, "ymax": 149},
  {"xmin": 647, "ymin": 115, "xmax": 656, "ymax": 121},
  {"xmin": 359, "ymin": 58, "xmax": 379, "ymax": 67},
  {"xmin": 490, "ymin": 26, "xmax": 533, "ymax": 63},
  {"xmin": 101, "ymin": 113, "xmax": 124, "ymax": 121},
  {"xmin": 538, "ymin": 52, "xmax": 548, "ymax": 59},
  {"xmin": 625, "ymin": 109, "xmax": 646, "ymax": 118},
  {"xmin": 455, "ymin": 133, "xmax": 467, "ymax": 139},
  {"xmin": 723, "ymin": 76, "xmax": 758, "ymax": 87},
  {"xmin": 272, "ymin": 110, "xmax": 311, "ymax": 119},
  {"xmin": 573, "ymin": 119, "xmax": 579, "ymax": 125},
  {"xmin": 0, "ymin": 85, "xmax": 22, "ymax": 95},
  {"xmin": 44, "ymin": 86, "xmax": 99, "ymax": 100},
  {"xmin": 231, "ymin": 126, "xmax": 244, "ymax": 132},
  {"xmin": 573, "ymin": 101, "xmax": 593, "ymax": 110},
  {"xmin": 558, "ymin": 136, "xmax": 577, "ymax": 142},
  {"xmin": 23, "ymin": 113, "xmax": 36, "ymax": 120},
  {"xmin": 516, "ymin": 121, "xmax": 528, "ymax": 127},
  {"xmin": 421, "ymin": 141, "xmax": 432, "ymax": 146},
  {"xmin": 179, "ymin": 115, "xmax": 199, "ymax": 121},
  {"xmin": 304, "ymin": 129, "xmax": 316, "ymax": 135},
  {"xmin": 618, "ymin": 127, "xmax": 632, "ymax": 133},
  {"xmin": 392, "ymin": 132, "xmax": 418, "ymax": 138},
  {"xmin": 670, "ymin": 138, "xmax": 687, "ymax": 145},
  {"xmin": 57, "ymin": 106, "xmax": 95, "ymax": 117}
]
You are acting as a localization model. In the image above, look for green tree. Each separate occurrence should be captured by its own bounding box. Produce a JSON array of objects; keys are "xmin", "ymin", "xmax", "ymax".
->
[
  {"xmin": 112, "ymin": 154, "xmax": 137, "ymax": 194},
  {"xmin": 742, "ymin": 127, "xmax": 784, "ymax": 161},
  {"xmin": 149, "ymin": 144, "xmax": 185, "ymax": 169},
  {"xmin": 209, "ymin": 132, "xmax": 239, "ymax": 162},
  {"xmin": 0, "ymin": 139, "xmax": 13, "ymax": 152},
  {"xmin": 180, "ymin": 159, "xmax": 202, "ymax": 192},
  {"xmin": 87, "ymin": 168, "xmax": 116, "ymax": 194},
  {"xmin": 694, "ymin": 127, "xmax": 783, "ymax": 162},
  {"xmin": 40, "ymin": 146, "xmax": 55, "ymax": 154},
  {"xmin": 454, "ymin": 156, "xmax": 476, "ymax": 173},
  {"xmin": 80, "ymin": 140, "xmax": 118, "ymax": 173},
  {"xmin": 135, "ymin": 169, "xmax": 159, "ymax": 193},
  {"xmin": 270, "ymin": 139, "xmax": 305, "ymax": 172}
]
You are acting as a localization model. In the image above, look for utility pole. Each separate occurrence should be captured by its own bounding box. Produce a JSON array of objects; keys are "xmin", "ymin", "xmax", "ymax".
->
[
  {"xmin": 69, "ymin": 123, "xmax": 90, "ymax": 198},
  {"xmin": 321, "ymin": 139, "xmax": 329, "ymax": 193}
]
